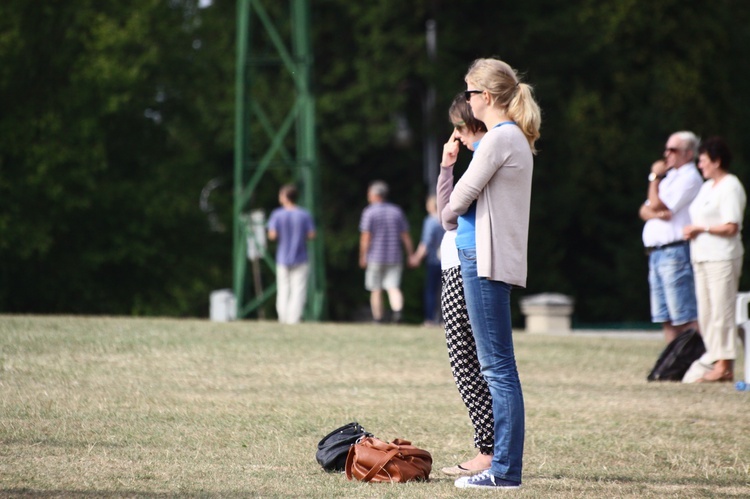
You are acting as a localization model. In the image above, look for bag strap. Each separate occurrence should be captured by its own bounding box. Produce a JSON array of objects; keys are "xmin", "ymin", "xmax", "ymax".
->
[
  {"xmin": 398, "ymin": 448, "xmax": 432, "ymax": 460},
  {"xmin": 361, "ymin": 447, "xmax": 401, "ymax": 482},
  {"xmin": 389, "ymin": 439, "xmax": 432, "ymax": 460}
]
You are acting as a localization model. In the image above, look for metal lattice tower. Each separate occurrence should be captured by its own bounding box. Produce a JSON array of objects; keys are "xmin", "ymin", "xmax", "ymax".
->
[{"xmin": 233, "ymin": 0, "xmax": 325, "ymax": 320}]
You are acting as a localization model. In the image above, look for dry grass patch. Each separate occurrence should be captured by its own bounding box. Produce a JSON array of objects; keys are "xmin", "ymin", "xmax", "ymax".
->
[{"xmin": 0, "ymin": 316, "xmax": 748, "ymax": 498}]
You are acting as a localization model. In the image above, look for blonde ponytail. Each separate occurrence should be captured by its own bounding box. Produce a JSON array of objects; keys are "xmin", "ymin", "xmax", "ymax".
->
[{"xmin": 508, "ymin": 83, "xmax": 541, "ymax": 154}]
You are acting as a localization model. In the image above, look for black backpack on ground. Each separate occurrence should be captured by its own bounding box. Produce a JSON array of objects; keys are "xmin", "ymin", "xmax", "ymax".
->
[
  {"xmin": 315, "ymin": 422, "xmax": 373, "ymax": 472},
  {"xmin": 647, "ymin": 328, "xmax": 705, "ymax": 381}
]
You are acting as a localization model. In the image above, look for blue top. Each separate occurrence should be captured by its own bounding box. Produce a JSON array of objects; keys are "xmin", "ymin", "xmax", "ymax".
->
[
  {"xmin": 420, "ymin": 215, "xmax": 445, "ymax": 265},
  {"xmin": 267, "ymin": 206, "xmax": 315, "ymax": 266},
  {"xmin": 455, "ymin": 203, "xmax": 477, "ymax": 250},
  {"xmin": 454, "ymin": 123, "xmax": 516, "ymax": 251}
]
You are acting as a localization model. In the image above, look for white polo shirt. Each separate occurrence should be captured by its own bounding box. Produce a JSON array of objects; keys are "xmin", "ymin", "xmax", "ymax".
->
[{"xmin": 642, "ymin": 162, "xmax": 703, "ymax": 248}]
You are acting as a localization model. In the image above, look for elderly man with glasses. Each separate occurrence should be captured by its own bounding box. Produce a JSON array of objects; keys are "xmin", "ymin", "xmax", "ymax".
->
[{"xmin": 639, "ymin": 131, "xmax": 704, "ymax": 343}]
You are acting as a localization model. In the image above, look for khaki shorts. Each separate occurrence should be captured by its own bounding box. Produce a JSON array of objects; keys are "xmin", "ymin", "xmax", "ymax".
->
[{"xmin": 365, "ymin": 263, "xmax": 403, "ymax": 291}]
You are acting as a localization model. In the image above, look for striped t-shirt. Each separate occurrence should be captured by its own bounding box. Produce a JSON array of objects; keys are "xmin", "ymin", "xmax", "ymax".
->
[{"xmin": 359, "ymin": 202, "xmax": 409, "ymax": 264}]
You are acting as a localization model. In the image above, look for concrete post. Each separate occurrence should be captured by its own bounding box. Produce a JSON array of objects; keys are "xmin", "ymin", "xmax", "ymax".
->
[{"xmin": 520, "ymin": 293, "xmax": 574, "ymax": 334}]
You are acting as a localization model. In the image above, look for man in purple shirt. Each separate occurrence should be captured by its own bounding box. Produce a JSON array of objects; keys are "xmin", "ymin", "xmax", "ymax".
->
[
  {"xmin": 359, "ymin": 180, "xmax": 414, "ymax": 323},
  {"xmin": 267, "ymin": 184, "xmax": 316, "ymax": 324}
]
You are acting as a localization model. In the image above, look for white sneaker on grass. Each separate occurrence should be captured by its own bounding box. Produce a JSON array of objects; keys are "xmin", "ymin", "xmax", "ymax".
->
[{"xmin": 454, "ymin": 470, "xmax": 521, "ymax": 489}]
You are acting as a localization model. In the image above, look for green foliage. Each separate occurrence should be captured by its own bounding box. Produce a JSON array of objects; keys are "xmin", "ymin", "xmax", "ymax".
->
[
  {"xmin": 2, "ymin": 1, "xmax": 750, "ymax": 323},
  {"xmin": 0, "ymin": 0, "xmax": 234, "ymax": 315}
]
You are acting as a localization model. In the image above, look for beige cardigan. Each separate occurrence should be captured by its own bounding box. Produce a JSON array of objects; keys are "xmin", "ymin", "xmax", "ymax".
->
[{"xmin": 449, "ymin": 124, "xmax": 533, "ymax": 287}]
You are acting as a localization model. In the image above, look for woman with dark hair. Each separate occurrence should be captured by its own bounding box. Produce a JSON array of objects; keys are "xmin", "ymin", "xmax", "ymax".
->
[
  {"xmin": 683, "ymin": 137, "xmax": 746, "ymax": 383},
  {"xmin": 435, "ymin": 93, "xmax": 492, "ymax": 477}
]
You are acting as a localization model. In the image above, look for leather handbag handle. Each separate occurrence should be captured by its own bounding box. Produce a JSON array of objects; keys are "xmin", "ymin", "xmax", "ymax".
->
[{"xmin": 361, "ymin": 447, "xmax": 400, "ymax": 482}]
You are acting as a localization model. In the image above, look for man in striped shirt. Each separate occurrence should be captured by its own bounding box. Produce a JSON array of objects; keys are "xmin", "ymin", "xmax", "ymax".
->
[{"xmin": 359, "ymin": 180, "xmax": 414, "ymax": 323}]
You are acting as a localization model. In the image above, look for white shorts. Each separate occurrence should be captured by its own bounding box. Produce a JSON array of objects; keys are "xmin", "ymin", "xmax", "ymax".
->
[{"xmin": 365, "ymin": 263, "xmax": 403, "ymax": 291}]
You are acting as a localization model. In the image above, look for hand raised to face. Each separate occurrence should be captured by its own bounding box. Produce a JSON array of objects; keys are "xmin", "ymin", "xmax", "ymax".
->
[{"xmin": 441, "ymin": 129, "xmax": 460, "ymax": 167}]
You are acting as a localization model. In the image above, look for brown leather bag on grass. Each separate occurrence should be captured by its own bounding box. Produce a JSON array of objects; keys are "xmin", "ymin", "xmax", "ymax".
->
[{"xmin": 345, "ymin": 436, "xmax": 432, "ymax": 483}]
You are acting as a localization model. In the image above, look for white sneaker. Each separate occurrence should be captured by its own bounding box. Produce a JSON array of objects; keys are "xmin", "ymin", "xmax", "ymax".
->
[
  {"xmin": 454, "ymin": 475, "xmax": 471, "ymax": 487},
  {"xmin": 455, "ymin": 470, "xmax": 521, "ymax": 489}
]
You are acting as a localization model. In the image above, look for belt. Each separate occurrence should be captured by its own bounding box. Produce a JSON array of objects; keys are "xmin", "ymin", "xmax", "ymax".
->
[{"xmin": 644, "ymin": 240, "xmax": 688, "ymax": 255}]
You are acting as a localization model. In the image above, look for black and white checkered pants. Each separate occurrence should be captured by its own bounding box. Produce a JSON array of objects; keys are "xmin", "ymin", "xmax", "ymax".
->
[{"xmin": 441, "ymin": 265, "xmax": 494, "ymax": 454}]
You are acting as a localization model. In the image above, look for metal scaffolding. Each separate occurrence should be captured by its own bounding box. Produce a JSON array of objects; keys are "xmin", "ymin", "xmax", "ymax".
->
[{"xmin": 233, "ymin": 0, "xmax": 325, "ymax": 320}]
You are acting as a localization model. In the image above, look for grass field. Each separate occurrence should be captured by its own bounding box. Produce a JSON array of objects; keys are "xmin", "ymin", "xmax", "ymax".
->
[{"xmin": 1, "ymin": 315, "xmax": 748, "ymax": 498}]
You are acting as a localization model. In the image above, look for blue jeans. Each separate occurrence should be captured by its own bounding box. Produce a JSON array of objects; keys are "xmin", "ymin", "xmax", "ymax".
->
[
  {"xmin": 648, "ymin": 243, "xmax": 698, "ymax": 325},
  {"xmin": 458, "ymin": 248, "xmax": 524, "ymax": 483}
]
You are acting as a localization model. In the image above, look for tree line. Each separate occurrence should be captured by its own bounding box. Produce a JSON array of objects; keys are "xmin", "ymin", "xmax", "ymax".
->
[{"xmin": 2, "ymin": 0, "xmax": 749, "ymax": 325}]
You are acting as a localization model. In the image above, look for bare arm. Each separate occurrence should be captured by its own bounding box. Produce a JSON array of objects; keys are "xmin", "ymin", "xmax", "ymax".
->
[
  {"xmin": 410, "ymin": 242, "xmax": 427, "ymax": 268},
  {"xmin": 646, "ymin": 160, "xmax": 670, "ymax": 212},
  {"xmin": 639, "ymin": 203, "xmax": 671, "ymax": 222},
  {"xmin": 647, "ymin": 177, "xmax": 669, "ymax": 212},
  {"xmin": 401, "ymin": 232, "xmax": 415, "ymax": 264},
  {"xmin": 683, "ymin": 222, "xmax": 739, "ymax": 240},
  {"xmin": 359, "ymin": 232, "xmax": 370, "ymax": 269}
]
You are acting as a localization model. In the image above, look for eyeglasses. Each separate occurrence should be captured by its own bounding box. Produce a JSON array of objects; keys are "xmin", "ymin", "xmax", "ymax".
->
[
  {"xmin": 664, "ymin": 147, "xmax": 683, "ymax": 154},
  {"xmin": 464, "ymin": 90, "xmax": 483, "ymax": 101}
]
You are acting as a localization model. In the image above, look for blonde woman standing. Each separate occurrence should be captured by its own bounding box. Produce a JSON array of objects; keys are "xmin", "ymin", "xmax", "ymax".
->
[{"xmin": 450, "ymin": 58, "xmax": 541, "ymax": 490}]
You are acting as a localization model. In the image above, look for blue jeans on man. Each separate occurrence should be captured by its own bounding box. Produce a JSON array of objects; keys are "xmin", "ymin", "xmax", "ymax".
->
[
  {"xmin": 458, "ymin": 248, "xmax": 524, "ymax": 483},
  {"xmin": 648, "ymin": 243, "xmax": 698, "ymax": 325}
]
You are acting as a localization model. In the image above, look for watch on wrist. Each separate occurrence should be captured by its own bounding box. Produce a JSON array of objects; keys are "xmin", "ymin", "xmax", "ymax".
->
[{"xmin": 648, "ymin": 172, "xmax": 666, "ymax": 182}]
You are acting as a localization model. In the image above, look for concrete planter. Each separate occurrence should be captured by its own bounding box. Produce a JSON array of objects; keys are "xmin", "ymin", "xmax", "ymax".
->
[{"xmin": 520, "ymin": 293, "xmax": 574, "ymax": 334}]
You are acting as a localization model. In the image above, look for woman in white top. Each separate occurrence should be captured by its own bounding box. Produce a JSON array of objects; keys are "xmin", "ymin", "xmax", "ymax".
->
[{"xmin": 683, "ymin": 137, "xmax": 746, "ymax": 383}]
